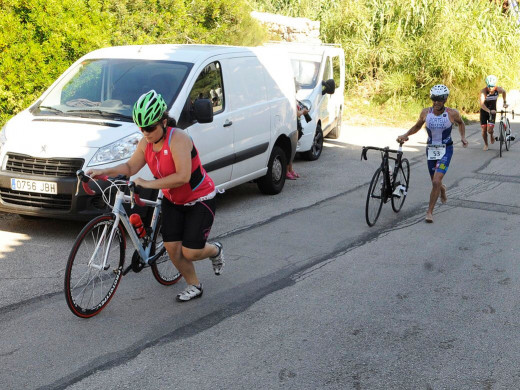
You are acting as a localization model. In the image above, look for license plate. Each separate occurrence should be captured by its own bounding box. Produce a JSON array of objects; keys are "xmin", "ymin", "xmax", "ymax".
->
[{"xmin": 11, "ymin": 178, "xmax": 57, "ymax": 194}]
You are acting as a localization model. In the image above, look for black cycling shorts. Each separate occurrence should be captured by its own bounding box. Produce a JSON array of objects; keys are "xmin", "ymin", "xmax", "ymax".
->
[
  {"xmin": 160, "ymin": 196, "xmax": 216, "ymax": 249},
  {"xmin": 480, "ymin": 109, "xmax": 496, "ymax": 126}
]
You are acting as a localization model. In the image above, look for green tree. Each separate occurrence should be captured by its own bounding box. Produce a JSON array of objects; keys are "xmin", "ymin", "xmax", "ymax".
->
[{"xmin": 0, "ymin": 0, "xmax": 266, "ymax": 126}]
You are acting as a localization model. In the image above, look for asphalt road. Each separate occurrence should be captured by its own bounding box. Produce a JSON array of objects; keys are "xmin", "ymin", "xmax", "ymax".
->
[{"xmin": 1, "ymin": 120, "xmax": 519, "ymax": 390}]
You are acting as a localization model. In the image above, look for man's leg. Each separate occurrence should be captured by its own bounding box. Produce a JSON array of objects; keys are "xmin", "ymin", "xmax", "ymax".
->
[
  {"xmin": 426, "ymin": 171, "xmax": 445, "ymax": 223},
  {"xmin": 481, "ymin": 125, "xmax": 489, "ymax": 150},
  {"xmin": 488, "ymin": 123, "xmax": 495, "ymax": 144}
]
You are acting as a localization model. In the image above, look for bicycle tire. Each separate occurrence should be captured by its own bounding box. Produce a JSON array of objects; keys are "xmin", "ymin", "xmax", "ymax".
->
[
  {"xmin": 391, "ymin": 158, "xmax": 410, "ymax": 213},
  {"xmin": 150, "ymin": 214, "xmax": 182, "ymax": 286},
  {"xmin": 366, "ymin": 167, "xmax": 385, "ymax": 227},
  {"xmin": 505, "ymin": 118, "xmax": 511, "ymax": 151},
  {"xmin": 64, "ymin": 215, "xmax": 126, "ymax": 318},
  {"xmin": 499, "ymin": 121, "xmax": 505, "ymax": 157}
]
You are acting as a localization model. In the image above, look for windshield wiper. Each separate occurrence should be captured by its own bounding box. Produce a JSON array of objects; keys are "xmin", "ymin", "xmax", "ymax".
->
[
  {"xmin": 39, "ymin": 105, "xmax": 66, "ymax": 115},
  {"xmin": 66, "ymin": 109, "xmax": 133, "ymax": 121}
]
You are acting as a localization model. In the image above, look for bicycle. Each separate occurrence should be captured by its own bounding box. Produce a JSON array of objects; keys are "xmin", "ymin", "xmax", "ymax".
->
[
  {"xmin": 361, "ymin": 142, "xmax": 410, "ymax": 227},
  {"xmin": 494, "ymin": 109, "xmax": 515, "ymax": 157},
  {"xmin": 64, "ymin": 171, "xmax": 182, "ymax": 318}
]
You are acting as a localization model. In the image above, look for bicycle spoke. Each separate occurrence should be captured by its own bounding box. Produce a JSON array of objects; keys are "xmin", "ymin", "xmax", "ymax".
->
[{"xmin": 64, "ymin": 216, "xmax": 125, "ymax": 318}]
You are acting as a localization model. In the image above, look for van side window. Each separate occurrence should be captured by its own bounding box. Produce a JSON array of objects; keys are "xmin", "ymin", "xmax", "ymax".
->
[
  {"xmin": 332, "ymin": 56, "xmax": 341, "ymax": 90},
  {"xmin": 189, "ymin": 62, "xmax": 224, "ymax": 114}
]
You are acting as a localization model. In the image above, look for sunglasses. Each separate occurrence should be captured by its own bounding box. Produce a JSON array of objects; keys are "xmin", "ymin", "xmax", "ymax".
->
[
  {"xmin": 140, "ymin": 122, "xmax": 159, "ymax": 133},
  {"xmin": 431, "ymin": 95, "xmax": 447, "ymax": 102}
]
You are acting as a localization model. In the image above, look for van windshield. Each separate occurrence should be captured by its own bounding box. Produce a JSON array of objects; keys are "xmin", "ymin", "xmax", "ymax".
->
[
  {"xmin": 37, "ymin": 59, "xmax": 193, "ymax": 121},
  {"xmin": 291, "ymin": 59, "xmax": 320, "ymax": 89}
]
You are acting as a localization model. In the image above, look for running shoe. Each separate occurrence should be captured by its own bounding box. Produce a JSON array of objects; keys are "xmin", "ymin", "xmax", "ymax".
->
[
  {"xmin": 209, "ymin": 242, "xmax": 225, "ymax": 275},
  {"xmin": 176, "ymin": 284, "xmax": 203, "ymax": 302}
]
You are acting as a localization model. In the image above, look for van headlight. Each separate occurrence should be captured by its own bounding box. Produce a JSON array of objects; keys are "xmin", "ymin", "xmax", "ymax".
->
[{"xmin": 88, "ymin": 132, "xmax": 142, "ymax": 166}]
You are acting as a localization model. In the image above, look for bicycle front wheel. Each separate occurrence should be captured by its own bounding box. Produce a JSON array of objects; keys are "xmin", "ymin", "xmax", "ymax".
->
[
  {"xmin": 499, "ymin": 121, "xmax": 505, "ymax": 157},
  {"xmin": 64, "ymin": 215, "xmax": 126, "ymax": 318},
  {"xmin": 150, "ymin": 215, "xmax": 182, "ymax": 286},
  {"xmin": 505, "ymin": 118, "xmax": 511, "ymax": 151},
  {"xmin": 366, "ymin": 167, "xmax": 385, "ymax": 227},
  {"xmin": 391, "ymin": 158, "xmax": 410, "ymax": 213}
]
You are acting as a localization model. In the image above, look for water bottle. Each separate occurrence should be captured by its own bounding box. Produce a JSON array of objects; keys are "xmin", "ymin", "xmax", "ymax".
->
[{"xmin": 129, "ymin": 213, "xmax": 146, "ymax": 238}]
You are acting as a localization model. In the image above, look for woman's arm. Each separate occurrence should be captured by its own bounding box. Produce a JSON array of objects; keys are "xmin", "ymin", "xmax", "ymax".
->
[
  {"xmin": 134, "ymin": 131, "xmax": 192, "ymax": 190},
  {"xmin": 86, "ymin": 138, "xmax": 147, "ymax": 178}
]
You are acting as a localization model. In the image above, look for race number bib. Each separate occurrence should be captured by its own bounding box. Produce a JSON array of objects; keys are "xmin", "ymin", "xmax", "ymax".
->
[{"xmin": 427, "ymin": 144, "xmax": 446, "ymax": 160}]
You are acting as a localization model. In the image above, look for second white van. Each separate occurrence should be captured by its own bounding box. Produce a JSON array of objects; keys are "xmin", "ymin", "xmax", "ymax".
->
[{"xmin": 286, "ymin": 43, "xmax": 345, "ymax": 161}]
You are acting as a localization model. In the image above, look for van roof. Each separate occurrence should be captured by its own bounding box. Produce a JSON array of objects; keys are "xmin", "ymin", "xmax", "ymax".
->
[
  {"xmin": 82, "ymin": 44, "xmax": 254, "ymax": 63},
  {"xmin": 264, "ymin": 42, "xmax": 344, "ymax": 56}
]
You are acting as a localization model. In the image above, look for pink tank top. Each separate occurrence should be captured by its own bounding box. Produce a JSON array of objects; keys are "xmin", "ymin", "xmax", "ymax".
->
[{"xmin": 144, "ymin": 127, "xmax": 215, "ymax": 205}]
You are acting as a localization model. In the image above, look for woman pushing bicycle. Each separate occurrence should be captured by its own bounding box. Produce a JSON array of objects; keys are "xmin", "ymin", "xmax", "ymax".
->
[
  {"xmin": 397, "ymin": 84, "xmax": 468, "ymax": 223},
  {"xmin": 87, "ymin": 90, "xmax": 224, "ymax": 302},
  {"xmin": 479, "ymin": 75, "xmax": 508, "ymax": 151}
]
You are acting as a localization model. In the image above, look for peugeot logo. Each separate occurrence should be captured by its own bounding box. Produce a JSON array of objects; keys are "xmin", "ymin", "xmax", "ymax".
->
[{"xmin": 41, "ymin": 145, "xmax": 47, "ymax": 153}]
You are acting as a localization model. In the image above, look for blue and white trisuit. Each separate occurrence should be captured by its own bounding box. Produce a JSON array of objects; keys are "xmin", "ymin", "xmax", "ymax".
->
[{"xmin": 425, "ymin": 107, "xmax": 454, "ymax": 177}]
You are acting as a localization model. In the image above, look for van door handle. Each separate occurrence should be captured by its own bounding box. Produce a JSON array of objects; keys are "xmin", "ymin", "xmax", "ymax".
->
[{"xmin": 223, "ymin": 120, "xmax": 233, "ymax": 127}]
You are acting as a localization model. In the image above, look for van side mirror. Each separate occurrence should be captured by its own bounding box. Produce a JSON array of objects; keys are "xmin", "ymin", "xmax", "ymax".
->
[
  {"xmin": 322, "ymin": 79, "xmax": 336, "ymax": 95},
  {"xmin": 193, "ymin": 98, "xmax": 213, "ymax": 123}
]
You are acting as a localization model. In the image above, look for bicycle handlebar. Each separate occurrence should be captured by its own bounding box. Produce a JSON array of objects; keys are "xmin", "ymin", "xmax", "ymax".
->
[
  {"xmin": 498, "ymin": 109, "xmax": 515, "ymax": 119},
  {"xmin": 75, "ymin": 170, "xmax": 146, "ymax": 207},
  {"xmin": 361, "ymin": 144, "xmax": 403, "ymax": 161}
]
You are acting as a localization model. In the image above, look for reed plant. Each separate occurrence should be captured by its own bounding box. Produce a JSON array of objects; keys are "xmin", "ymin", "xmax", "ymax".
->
[{"xmin": 254, "ymin": 0, "xmax": 520, "ymax": 116}]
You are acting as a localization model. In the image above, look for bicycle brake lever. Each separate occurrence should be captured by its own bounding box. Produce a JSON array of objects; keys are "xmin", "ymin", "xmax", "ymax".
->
[{"xmin": 128, "ymin": 182, "xmax": 135, "ymax": 209}]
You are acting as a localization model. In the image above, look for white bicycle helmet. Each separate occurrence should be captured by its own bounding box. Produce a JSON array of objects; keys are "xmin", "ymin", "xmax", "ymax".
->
[
  {"xmin": 429, "ymin": 84, "xmax": 449, "ymax": 100},
  {"xmin": 485, "ymin": 75, "xmax": 497, "ymax": 88}
]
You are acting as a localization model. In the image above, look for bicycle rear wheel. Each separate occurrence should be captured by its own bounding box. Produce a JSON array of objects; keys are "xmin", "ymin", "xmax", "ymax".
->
[
  {"xmin": 505, "ymin": 118, "xmax": 511, "ymax": 151},
  {"xmin": 391, "ymin": 158, "xmax": 410, "ymax": 213},
  {"xmin": 499, "ymin": 122, "xmax": 505, "ymax": 157},
  {"xmin": 150, "ymin": 215, "xmax": 182, "ymax": 286},
  {"xmin": 64, "ymin": 215, "xmax": 125, "ymax": 318},
  {"xmin": 366, "ymin": 167, "xmax": 385, "ymax": 227}
]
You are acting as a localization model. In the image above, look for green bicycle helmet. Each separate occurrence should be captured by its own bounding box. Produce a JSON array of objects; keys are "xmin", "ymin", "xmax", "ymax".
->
[
  {"xmin": 485, "ymin": 75, "xmax": 497, "ymax": 88},
  {"xmin": 132, "ymin": 90, "xmax": 167, "ymax": 127}
]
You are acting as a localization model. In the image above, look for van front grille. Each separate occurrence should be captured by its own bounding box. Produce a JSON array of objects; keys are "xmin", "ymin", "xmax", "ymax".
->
[
  {"xmin": 5, "ymin": 153, "xmax": 84, "ymax": 178},
  {"xmin": 0, "ymin": 188, "xmax": 71, "ymax": 210}
]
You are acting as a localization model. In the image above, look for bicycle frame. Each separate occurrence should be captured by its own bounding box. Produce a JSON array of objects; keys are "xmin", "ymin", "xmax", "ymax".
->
[
  {"xmin": 362, "ymin": 144, "xmax": 405, "ymax": 202},
  {"xmin": 81, "ymin": 176, "xmax": 166, "ymax": 273}
]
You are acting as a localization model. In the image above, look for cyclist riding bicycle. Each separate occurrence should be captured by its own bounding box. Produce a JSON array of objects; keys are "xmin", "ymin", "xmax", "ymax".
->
[
  {"xmin": 87, "ymin": 90, "xmax": 224, "ymax": 302},
  {"xmin": 397, "ymin": 84, "xmax": 468, "ymax": 223},
  {"xmin": 479, "ymin": 75, "xmax": 508, "ymax": 151}
]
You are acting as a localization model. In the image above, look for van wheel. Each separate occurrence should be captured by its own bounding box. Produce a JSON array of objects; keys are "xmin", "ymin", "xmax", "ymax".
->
[
  {"xmin": 328, "ymin": 109, "xmax": 342, "ymax": 139},
  {"xmin": 303, "ymin": 126, "xmax": 323, "ymax": 161},
  {"xmin": 257, "ymin": 145, "xmax": 287, "ymax": 195}
]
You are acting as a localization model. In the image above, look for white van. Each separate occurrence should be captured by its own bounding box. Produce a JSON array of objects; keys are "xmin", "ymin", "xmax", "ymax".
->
[
  {"xmin": 285, "ymin": 43, "xmax": 345, "ymax": 160},
  {"xmin": 0, "ymin": 44, "xmax": 297, "ymax": 219}
]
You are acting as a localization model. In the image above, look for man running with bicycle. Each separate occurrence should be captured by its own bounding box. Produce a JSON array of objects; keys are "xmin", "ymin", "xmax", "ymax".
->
[
  {"xmin": 479, "ymin": 75, "xmax": 508, "ymax": 151},
  {"xmin": 397, "ymin": 84, "xmax": 468, "ymax": 223}
]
